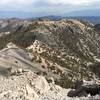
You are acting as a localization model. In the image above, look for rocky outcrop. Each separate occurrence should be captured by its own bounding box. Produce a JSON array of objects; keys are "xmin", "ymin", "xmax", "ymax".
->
[
  {"xmin": 0, "ymin": 68, "xmax": 99, "ymax": 100},
  {"xmin": 68, "ymin": 80, "xmax": 100, "ymax": 97},
  {"xmin": 0, "ymin": 69, "xmax": 50, "ymax": 100},
  {"xmin": 0, "ymin": 43, "xmax": 39, "ymax": 73},
  {"xmin": 0, "ymin": 68, "xmax": 69, "ymax": 100}
]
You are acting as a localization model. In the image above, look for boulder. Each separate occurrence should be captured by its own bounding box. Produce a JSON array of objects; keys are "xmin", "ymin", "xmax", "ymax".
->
[
  {"xmin": 30, "ymin": 76, "xmax": 50, "ymax": 94},
  {"xmin": 68, "ymin": 82, "xmax": 100, "ymax": 97}
]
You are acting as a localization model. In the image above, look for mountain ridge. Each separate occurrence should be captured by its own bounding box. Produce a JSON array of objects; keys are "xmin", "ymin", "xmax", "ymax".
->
[{"xmin": 0, "ymin": 18, "xmax": 100, "ymax": 99}]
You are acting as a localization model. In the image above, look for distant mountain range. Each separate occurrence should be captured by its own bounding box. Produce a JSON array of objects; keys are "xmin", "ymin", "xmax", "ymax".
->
[
  {"xmin": 0, "ymin": 11, "xmax": 35, "ymax": 19},
  {"xmin": 65, "ymin": 9, "xmax": 100, "ymax": 17},
  {"xmin": 0, "ymin": 9, "xmax": 100, "ymax": 24},
  {"xmin": 65, "ymin": 16, "xmax": 100, "ymax": 24},
  {"xmin": 0, "ymin": 9, "xmax": 100, "ymax": 18}
]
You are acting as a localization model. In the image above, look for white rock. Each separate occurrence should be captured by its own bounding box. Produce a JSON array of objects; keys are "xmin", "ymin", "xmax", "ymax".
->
[{"xmin": 26, "ymin": 84, "xmax": 38, "ymax": 100}]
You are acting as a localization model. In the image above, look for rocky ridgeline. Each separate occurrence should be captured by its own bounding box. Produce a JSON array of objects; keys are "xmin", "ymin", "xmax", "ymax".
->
[
  {"xmin": 0, "ymin": 19, "xmax": 100, "ymax": 99},
  {"xmin": 0, "ymin": 68, "xmax": 99, "ymax": 100},
  {"xmin": 0, "ymin": 67, "xmax": 71, "ymax": 100},
  {"xmin": 23, "ymin": 19, "xmax": 100, "ymax": 88},
  {"xmin": 0, "ymin": 19, "xmax": 100, "ymax": 63},
  {"xmin": 27, "ymin": 39, "xmax": 95, "ymax": 88}
]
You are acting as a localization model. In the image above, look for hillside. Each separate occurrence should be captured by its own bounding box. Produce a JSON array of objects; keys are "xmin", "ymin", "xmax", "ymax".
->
[
  {"xmin": 35, "ymin": 16, "xmax": 100, "ymax": 24},
  {"xmin": 0, "ymin": 19, "xmax": 100, "ymax": 99}
]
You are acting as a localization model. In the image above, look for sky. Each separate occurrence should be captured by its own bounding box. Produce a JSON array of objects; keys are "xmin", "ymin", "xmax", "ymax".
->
[{"xmin": 0, "ymin": 0, "xmax": 100, "ymax": 18}]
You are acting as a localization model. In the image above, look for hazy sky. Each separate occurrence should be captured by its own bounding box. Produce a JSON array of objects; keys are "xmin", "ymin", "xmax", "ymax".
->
[{"xmin": 0, "ymin": 0, "xmax": 100, "ymax": 17}]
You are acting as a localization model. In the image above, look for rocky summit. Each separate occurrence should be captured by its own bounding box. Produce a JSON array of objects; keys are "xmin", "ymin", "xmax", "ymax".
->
[{"xmin": 0, "ymin": 18, "xmax": 100, "ymax": 99}]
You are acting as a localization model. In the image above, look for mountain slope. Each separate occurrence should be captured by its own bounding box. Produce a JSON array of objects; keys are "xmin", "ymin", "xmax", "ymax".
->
[
  {"xmin": 0, "ymin": 19, "xmax": 100, "ymax": 88},
  {"xmin": 0, "ymin": 43, "xmax": 47, "ymax": 76}
]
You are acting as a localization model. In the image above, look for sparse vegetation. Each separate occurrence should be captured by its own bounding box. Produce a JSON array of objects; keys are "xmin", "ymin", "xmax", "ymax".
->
[{"xmin": 0, "ymin": 18, "xmax": 100, "ymax": 89}]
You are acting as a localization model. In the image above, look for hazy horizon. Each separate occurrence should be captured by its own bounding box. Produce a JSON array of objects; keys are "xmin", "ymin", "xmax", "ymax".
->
[{"xmin": 0, "ymin": 0, "xmax": 100, "ymax": 18}]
